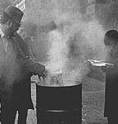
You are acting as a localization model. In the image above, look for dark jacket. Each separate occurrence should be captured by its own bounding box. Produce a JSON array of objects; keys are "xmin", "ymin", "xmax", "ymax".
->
[
  {"xmin": 12, "ymin": 59, "xmax": 45, "ymax": 109},
  {"xmin": 104, "ymin": 65, "xmax": 118, "ymax": 117},
  {"xmin": 104, "ymin": 53, "xmax": 118, "ymax": 117},
  {"xmin": 0, "ymin": 33, "xmax": 45, "ymax": 110}
]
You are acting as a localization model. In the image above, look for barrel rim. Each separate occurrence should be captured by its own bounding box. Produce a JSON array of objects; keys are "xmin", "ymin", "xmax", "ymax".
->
[{"xmin": 36, "ymin": 83, "xmax": 82, "ymax": 88}]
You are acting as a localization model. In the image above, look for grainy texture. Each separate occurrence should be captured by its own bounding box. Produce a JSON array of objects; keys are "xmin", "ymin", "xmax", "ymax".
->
[
  {"xmin": 14, "ymin": 76, "xmax": 107, "ymax": 124},
  {"xmin": 82, "ymin": 77, "xmax": 107, "ymax": 124}
]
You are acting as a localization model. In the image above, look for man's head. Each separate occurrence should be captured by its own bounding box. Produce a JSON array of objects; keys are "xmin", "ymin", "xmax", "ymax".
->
[
  {"xmin": 0, "ymin": 6, "xmax": 23, "ymax": 36},
  {"xmin": 104, "ymin": 30, "xmax": 118, "ymax": 46}
]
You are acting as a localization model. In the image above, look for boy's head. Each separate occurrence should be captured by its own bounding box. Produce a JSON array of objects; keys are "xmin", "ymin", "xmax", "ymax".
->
[{"xmin": 104, "ymin": 30, "xmax": 118, "ymax": 46}]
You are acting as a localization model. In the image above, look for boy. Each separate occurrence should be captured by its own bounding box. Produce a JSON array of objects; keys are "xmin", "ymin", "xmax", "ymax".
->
[{"xmin": 104, "ymin": 30, "xmax": 118, "ymax": 124}]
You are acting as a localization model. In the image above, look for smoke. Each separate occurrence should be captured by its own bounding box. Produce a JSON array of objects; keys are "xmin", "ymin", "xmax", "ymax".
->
[
  {"xmin": 22, "ymin": 0, "xmax": 106, "ymax": 86},
  {"xmin": 45, "ymin": 1, "xmax": 106, "ymax": 86},
  {"xmin": 82, "ymin": 20, "xmax": 106, "ymax": 60},
  {"xmin": 65, "ymin": 19, "xmax": 105, "ymax": 84},
  {"xmin": 46, "ymin": 29, "xmax": 68, "ymax": 74},
  {"xmin": 96, "ymin": 1, "xmax": 118, "ymax": 30}
]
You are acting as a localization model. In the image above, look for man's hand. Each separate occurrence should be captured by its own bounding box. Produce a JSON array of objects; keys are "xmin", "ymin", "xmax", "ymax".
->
[
  {"xmin": 41, "ymin": 69, "xmax": 48, "ymax": 79},
  {"xmin": 38, "ymin": 68, "xmax": 48, "ymax": 80},
  {"xmin": 36, "ymin": 70, "xmax": 48, "ymax": 85}
]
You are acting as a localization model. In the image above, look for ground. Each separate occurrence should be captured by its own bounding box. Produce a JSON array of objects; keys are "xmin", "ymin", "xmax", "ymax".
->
[
  {"xmin": 82, "ymin": 76, "xmax": 107, "ymax": 124},
  {"xmin": 16, "ymin": 74, "xmax": 107, "ymax": 124}
]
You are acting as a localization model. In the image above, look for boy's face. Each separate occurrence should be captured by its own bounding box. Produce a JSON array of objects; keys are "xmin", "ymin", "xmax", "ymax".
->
[
  {"xmin": 104, "ymin": 36, "xmax": 115, "ymax": 46},
  {"xmin": 104, "ymin": 36, "xmax": 118, "ymax": 57}
]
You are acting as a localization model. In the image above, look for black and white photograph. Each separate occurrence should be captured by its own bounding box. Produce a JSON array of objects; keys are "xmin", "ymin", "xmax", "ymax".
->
[{"xmin": 0, "ymin": 0, "xmax": 118, "ymax": 124}]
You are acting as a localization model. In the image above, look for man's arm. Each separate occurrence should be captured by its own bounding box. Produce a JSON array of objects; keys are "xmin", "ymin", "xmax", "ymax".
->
[
  {"xmin": 25, "ymin": 58, "xmax": 46, "ymax": 78},
  {"xmin": 32, "ymin": 62, "xmax": 46, "ymax": 77},
  {"xmin": 14, "ymin": 33, "xmax": 46, "ymax": 78}
]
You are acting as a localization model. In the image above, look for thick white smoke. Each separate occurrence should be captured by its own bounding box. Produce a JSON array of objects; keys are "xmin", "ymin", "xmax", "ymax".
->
[
  {"xmin": 23, "ymin": 0, "xmax": 106, "ymax": 86},
  {"xmin": 43, "ymin": 1, "xmax": 105, "ymax": 84},
  {"xmin": 46, "ymin": 29, "xmax": 68, "ymax": 74}
]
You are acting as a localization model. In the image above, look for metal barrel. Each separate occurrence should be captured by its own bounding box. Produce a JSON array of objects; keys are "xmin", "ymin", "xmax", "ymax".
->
[{"xmin": 36, "ymin": 84, "xmax": 82, "ymax": 124}]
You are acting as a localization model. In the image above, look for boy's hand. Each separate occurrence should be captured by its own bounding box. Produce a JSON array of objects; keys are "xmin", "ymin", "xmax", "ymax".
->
[
  {"xmin": 101, "ymin": 64, "xmax": 114, "ymax": 72},
  {"xmin": 88, "ymin": 59, "xmax": 114, "ymax": 72}
]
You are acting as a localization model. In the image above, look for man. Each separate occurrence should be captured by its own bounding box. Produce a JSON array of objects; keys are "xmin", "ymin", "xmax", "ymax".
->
[
  {"xmin": 0, "ymin": 6, "xmax": 45, "ymax": 124},
  {"xmin": 103, "ymin": 30, "xmax": 118, "ymax": 124}
]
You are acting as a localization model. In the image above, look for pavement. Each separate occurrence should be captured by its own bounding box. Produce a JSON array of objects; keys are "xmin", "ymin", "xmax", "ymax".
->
[{"xmin": 0, "ymin": 76, "xmax": 108, "ymax": 124}]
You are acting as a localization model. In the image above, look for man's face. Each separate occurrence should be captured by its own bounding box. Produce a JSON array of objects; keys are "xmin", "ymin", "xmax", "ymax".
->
[
  {"xmin": 1, "ymin": 21, "xmax": 10, "ymax": 36},
  {"xmin": 104, "ymin": 36, "xmax": 113, "ymax": 46},
  {"xmin": 1, "ymin": 20, "xmax": 20, "ymax": 36}
]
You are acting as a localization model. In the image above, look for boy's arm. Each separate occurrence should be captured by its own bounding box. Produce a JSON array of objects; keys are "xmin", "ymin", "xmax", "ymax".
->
[{"xmin": 101, "ymin": 65, "xmax": 111, "ymax": 72}]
